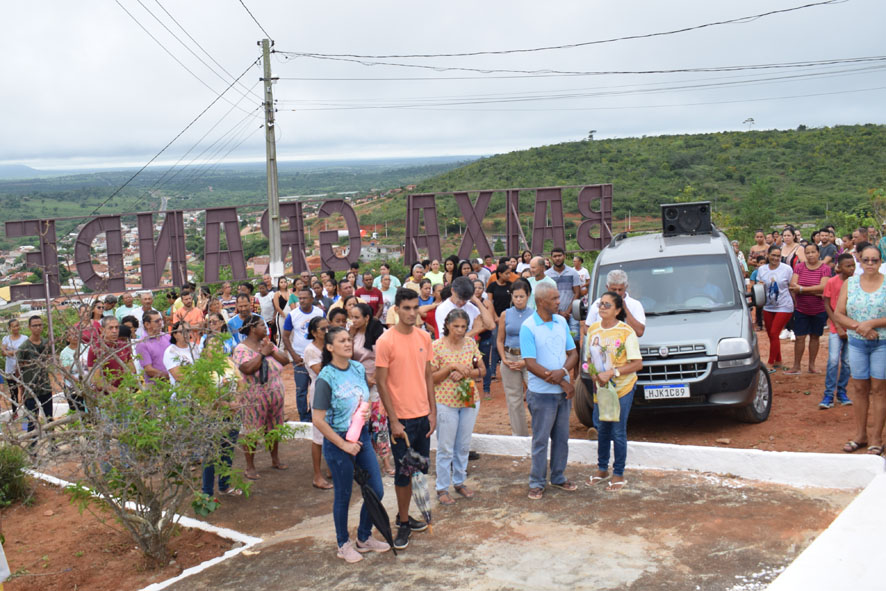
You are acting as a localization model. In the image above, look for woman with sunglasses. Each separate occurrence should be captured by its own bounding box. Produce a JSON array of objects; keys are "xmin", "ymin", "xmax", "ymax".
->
[
  {"xmin": 202, "ymin": 312, "xmax": 235, "ymax": 355},
  {"xmin": 834, "ymin": 244, "xmax": 886, "ymax": 455}
]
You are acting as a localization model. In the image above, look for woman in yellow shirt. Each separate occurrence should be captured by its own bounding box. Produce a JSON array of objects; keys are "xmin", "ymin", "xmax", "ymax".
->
[{"xmin": 584, "ymin": 292, "xmax": 643, "ymax": 491}]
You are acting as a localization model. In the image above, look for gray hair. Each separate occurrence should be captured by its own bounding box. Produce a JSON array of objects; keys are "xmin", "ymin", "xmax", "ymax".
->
[
  {"xmin": 534, "ymin": 280, "xmax": 558, "ymax": 300},
  {"xmin": 442, "ymin": 308, "xmax": 471, "ymax": 336},
  {"xmin": 606, "ymin": 269, "xmax": 628, "ymax": 287},
  {"xmin": 451, "ymin": 276, "xmax": 474, "ymax": 301}
]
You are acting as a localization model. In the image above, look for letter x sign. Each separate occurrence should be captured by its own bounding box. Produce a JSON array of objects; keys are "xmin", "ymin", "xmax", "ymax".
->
[{"xmin": 454, "ymin": 191, "xmax": 494, "ymax": 260}]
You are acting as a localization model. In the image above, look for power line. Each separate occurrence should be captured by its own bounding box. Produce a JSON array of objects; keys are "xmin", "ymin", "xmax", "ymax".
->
[
  {"xmin": 65, "ymin": 58, "xmax": 261, "ymax": 233},
  {"xmin": 151, "ymin": 0, "xmax": 263, "ymax": 101},
  {"xmin": 116, "ymin": 0, "xmax": 254, "ymax": 115},
  {"xmin": 237, "ymin": 0, "xmax": 272, "ymax": 40},
  {"xmin": 280, "ymin": 84, "xmax": 886, "ymax": 113},
  {"xmin": 292, "ymin": 0, "xmax": 847, "ymax": 59},
  {"xmin": 276, "ymin": 51, "xmax": 886, "ymax": 77}
]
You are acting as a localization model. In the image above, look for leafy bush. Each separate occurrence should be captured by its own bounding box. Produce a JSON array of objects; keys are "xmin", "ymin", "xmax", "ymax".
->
[{"xmin": 0, "ymin": 444, "xmax": 31, "ymax": 507}]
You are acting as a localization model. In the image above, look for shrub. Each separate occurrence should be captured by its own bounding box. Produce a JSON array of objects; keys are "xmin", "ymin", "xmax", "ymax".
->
[{"xmin": 0, "ymin": 444, "xmax": 31, "ymax": 507}]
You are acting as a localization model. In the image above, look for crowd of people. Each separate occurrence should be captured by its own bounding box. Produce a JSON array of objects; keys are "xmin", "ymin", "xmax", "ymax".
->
[
  {"xmin": 746, "ymin": 224, "xmax": 886, "ymax": 455},
  {"xmin": 1, "ymin": 222, "xmax": 883, "ymax": 563}
]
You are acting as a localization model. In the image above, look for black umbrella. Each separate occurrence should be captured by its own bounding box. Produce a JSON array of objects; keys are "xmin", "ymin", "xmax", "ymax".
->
[{"xmin": 353, "ymin": 458, "xmax": 398, "ymax": 556}]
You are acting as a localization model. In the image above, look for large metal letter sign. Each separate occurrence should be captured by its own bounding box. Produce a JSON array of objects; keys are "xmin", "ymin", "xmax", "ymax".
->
[
  {"xmin": 404, "ymin": 194, "xmax": 442, "ymax": 266},
  {"xmin": 454, "ymin": 191, "xmax": 494, "ymax": 260},
  {"xmin": 260, "ymin": 203, "xmax": 309, "ymax": 274},
  {"xmin": 317, "ymin": 199, "xmax": 362, "ymax": 271},
  {"xmin": 530, "ymin": 187, "xmax": 566, "ymax": 254},
  {"xmin": 75, "ymin": 215, "xmax": 125, "ymax": 293},
  {"xmin": 4, "ymin": 219, "xmax": 61, "ymax": 300},
  {"xmin": 576, "ymin": 184, "xmax": 613, "ymax": 251},
  {"xmin": 505, "ymin": 190, "xmax": 530, "ymax": 257},
  {"xmin": 203, "ymin": 207, "xmax": 247, "ymax": 283},
  {"xmin": 137, "ymin": 210, "xmax": 188, "ymax": 289}
]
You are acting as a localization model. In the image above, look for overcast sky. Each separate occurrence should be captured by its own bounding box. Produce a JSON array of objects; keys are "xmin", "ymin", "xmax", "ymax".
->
[{"xmin": 2, "ymin": 0, "xmax": 884, "ymax": 169}]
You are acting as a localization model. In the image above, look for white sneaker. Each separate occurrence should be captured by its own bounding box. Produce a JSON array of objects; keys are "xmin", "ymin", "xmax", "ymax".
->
[
  {"xmin": 789, "ymin": 331, "xmax": 796, "ymax": 341},
  {"xmin": 355, "ymin": 536, "xmax": 391, "ymax": 553},
  {"xmin": 779, "ymin": 329, "xmax": 789, "ymax": 340},
  {"xmin": 336, "ymin": 540, "xmax": 363, "ymax": 563}
]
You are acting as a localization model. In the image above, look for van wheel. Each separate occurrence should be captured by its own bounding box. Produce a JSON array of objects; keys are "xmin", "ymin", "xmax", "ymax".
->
[
  {"xmin": 736, "ymin": 367, "xmax": 772, "ymax": 423},
  {"xmin": 574, "ymin": 377, "xmax": 595, "ymax": 428}
]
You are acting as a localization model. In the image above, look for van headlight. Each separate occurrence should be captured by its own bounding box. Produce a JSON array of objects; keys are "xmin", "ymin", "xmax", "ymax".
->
[{"xmin": 717, "ymin": 338, "xmax": 753, "ymax": 368}]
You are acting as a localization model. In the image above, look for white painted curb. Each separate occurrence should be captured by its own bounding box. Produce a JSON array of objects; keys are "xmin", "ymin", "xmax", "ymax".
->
[
  {"xmin": 766, "ymin": 473, "xmax": 886, "ymax": 591},
  {"xmin": 287, "ymin": 422, "xmax": 885, "ymax": 489},
  {"xmin": 26, "ymin": 470, "xmax": 262, "ymax": 591}
]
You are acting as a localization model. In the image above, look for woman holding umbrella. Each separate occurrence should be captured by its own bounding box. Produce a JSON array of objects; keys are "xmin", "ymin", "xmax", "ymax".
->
[{"xmin": 312, "ymin": 326, "xmax": 391, "ymax": 562}]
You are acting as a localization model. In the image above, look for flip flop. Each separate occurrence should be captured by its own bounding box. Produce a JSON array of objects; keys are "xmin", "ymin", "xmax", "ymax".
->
[
  {"xmin": 867, "ymin": 446, "xmax": 883, "ymax": 455},
  {"xmin": 454, "ymin": 484, "xmax": 475, "ymax": 498},
  {"xmin": 244, "ymin": 471, "xmax": 261, "ymax": 480},
  {"xmin": 312, "ymin": 481, "xmax": 333, "ymax": 490},
  {"xmin": 842, "ymin": 440, "xmax": 867, "ymax": 453},
  {"xmin": 437, "ymin": 490, "xmax": 456, "ymax": 506},
  {"xmin": 783, "ymin": 369, "xmax": 802, "ymax": 375},
  {"xmin": 527, "ymin": 487, "xmax": 544, "ymax": 500},
  {"xmin": 550, "ymin": 480, "xmax": 578, "ymax": 492},
  {"xmin": 607, "ymin": 480, "xmax": 627, "ymax": 492},
  {"xmin": 272, "ymin": 463, "xmax": 288, "ymax": 470},
  {"xmin": 589, "ymin": 472, "xmax": 610, "ymax": 485},
  {"xmin": 220, "ymin": 487, "xmax": 243, "ymax": 496}
]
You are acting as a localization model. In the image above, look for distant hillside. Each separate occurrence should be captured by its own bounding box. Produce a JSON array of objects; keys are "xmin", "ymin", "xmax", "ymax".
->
[
  {"xmin": 0, "ymin": 164, "xmax": 52, "ymax": 180},
  {"xmin": 377, "ymin": 124, "xmax": 886, "ymax": 225}
]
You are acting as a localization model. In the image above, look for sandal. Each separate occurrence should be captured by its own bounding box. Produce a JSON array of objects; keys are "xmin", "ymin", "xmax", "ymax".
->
[
  {"xmin": 244, "ymin": 470, "xmax": 261, "ymax": 480},
  {"xmin": 842, "ymin": 440, "xmax": 867, "ymax": 453},
  {"xmin": 783, "ymin": 369, "xmax": 802, "ymax": 375},
  {"xmin": 527, "ymin": 487, "xmax": 544, "ymax": 500},
  {"xmin": 220, "ymin": 487, "xmax": 243, "ymax": 496},
  {"xmin": 589, "ymin": 471, "xmax": 610, "ymax": 485},
  {"xmin": 607, "ymin": 480, "xmax": 627, "ymax": 492},
  {"xmin": 454, "ymin": 484, "xmax": 475, "ymax": 498},
  {"xmin": 437, "ymin": 490, "xmax": 456, "ymax": 505},
  {"xmin": 867, "ymin": 445, "xmax": 883, "ymax": 455},
  {"xmin": 550, "ymin": 480, "xmax": 578, "ymax": 492}
]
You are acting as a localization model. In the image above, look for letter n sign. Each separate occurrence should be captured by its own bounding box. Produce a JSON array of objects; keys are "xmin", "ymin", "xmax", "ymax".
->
[
  {"xmin": 531, "ymin": 188, "xmax": 566, "ymax": 254},
  {"xmin": 576, "ymin": 184, "xmax": 613, "ymax": 251},
  {"xmin": 404, "ymin": 194, "xmax": 442, "ymax": 265},
  {"xmin": 204, "ymin": 207, "xmax": 247, "ymax": 283}
]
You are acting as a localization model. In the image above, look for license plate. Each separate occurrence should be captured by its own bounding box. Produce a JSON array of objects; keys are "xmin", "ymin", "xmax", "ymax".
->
[{"xmin": 644, "ymin": 384, "xmax": 690, "ymax": 400}]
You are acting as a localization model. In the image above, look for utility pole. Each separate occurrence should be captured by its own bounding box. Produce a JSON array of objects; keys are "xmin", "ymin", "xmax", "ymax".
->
[{"xmin": 260, "ymin": 38, "xmax": 283, "ymax": 279}]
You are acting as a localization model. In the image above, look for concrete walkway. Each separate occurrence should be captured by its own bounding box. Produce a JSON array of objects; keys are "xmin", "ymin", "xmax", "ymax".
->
[{"xmin": 172, "ymin": 440, "xmax": 854, "ymax": 591}]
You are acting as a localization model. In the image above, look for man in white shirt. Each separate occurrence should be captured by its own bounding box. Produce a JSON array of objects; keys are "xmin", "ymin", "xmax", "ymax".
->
[
  {"xmin": 372, "ymin": 263, "xmax": 402, "ymax": 289},
  {"xmin": 132, "ymin": 292, "xmax": 163, "ymax": 339},
  {"xmin": 527, "ymin": 256, "xmax": 557, "ymax": 310},
  {"xmin": 114, "ymin": 292, "xmax": 139, "ymax": 321},
  {"xmin": 582, "ymin": 269, "xmax": 646, "ymax": 339},
  {"xmin": 282, "ymin": 286, "xmax": 324, "ymax": 422},
  {"xmin": 435, "ymin": 277, "xmax": 494, "ymax": 338}
]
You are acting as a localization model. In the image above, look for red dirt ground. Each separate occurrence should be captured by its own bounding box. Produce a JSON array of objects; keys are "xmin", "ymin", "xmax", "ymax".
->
[
  {"xmin": 1, "ymin": 482, "xmax": 232, "ymax": 591},
  {"xmin": 282, "ymin": 332, "xmax": 861, "ymax": 454}
]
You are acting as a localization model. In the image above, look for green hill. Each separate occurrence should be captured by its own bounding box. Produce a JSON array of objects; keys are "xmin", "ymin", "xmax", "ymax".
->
[{"xmin": 364, "ymin": 124, "xmax": 886, "ymax": 235}]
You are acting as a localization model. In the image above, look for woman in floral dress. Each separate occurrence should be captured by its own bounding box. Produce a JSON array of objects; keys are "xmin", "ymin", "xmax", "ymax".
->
[{"xmin": 233, "ymin": 315, "xmax": 291, "ymax": 480}]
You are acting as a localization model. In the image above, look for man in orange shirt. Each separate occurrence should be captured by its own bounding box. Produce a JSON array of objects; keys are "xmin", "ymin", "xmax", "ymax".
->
[
  {"xmin": 376, "ymin": 287, "xmax": 436, "ymax": 550},
  {"xmin": 173, "ymin": 291, "xmax": 204, "ymax": 343}
]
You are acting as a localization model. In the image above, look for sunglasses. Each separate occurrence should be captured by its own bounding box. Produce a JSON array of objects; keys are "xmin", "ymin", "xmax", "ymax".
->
[
  {"xmin": 861, "ymin": 258, "xmax": 881, "ymax": 264},
  {"xmin": 598, "ymin": 301, "xmax": 614, "ymax": 309}
]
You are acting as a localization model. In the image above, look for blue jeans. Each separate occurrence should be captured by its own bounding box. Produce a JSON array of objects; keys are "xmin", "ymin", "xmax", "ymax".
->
[
  {"xmin": 824, "ymin": 332, "xmax": 850, "ymax": 398},
  {"xmin": 847, "ymin": 336, "xmax": 886, "ymax": 380},
  {"xmin": 323, "ymin": 427, "xmax": 384, "ymax": 547},
  {"xmin": 594, "ymin": 386, "xmax": 635, "ymax": 477},
  {"xmin": 526, "ymin": 390, "xmax": 571, "ymax": 489},
  {"xmin": 293, "ymin": 364, "xmax": 311, "ymax": 422},
  {"xmin": 435, "ymin": 403, "xmax": 478, "ymax": 491},
  {"xmin": 478, "ymin": 331, "xmax": 499, "ymax": 393},
  {"xmin": 202, "ymin": 428, "xmax": 239, "ymax": 495}
]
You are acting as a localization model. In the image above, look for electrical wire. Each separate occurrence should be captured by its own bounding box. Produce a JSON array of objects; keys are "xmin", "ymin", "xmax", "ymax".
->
[
  {"xmin": 275, "ymin": 51, "xmax": 886, "ymax": 77},
  {"xmin": 116, "ymin": 0, "xmax": 255, "ymax": 115},
  {"xmin": 237, "ymin": 0, "xmax": 273, "ymax": 40},
  {"xmin": 151, "ymin": 0, "xmax": 263, "ymax": 101},
  {"xmin": 63, "ymin": 57, "xmax": 261, "ymax": 234},
  {"xmin": 293, "ymin": 0, "xmax": 847, "ymax": 59}
]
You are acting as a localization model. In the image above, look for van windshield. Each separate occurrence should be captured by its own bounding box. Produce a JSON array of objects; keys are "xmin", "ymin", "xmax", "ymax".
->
[{"xmin": 595, "ymin": 255, "xmax": 740, "ymax": 316}]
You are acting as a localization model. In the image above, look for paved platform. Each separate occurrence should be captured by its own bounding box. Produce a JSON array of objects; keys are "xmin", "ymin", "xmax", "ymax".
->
[{"xmin": 171, "ymin": 439, "xmax": 853, "ymax": 591}]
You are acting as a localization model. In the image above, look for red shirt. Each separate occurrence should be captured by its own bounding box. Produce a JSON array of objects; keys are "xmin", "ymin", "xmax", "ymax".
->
[
  {"xmin": 87, "ymin": 339, "xmax": 133, "ymax": 390},
  {"xmin": 822, "ymin": 275, "xmax": 845, "ymax": 334},
  {"xmin": 355, "ymin": 286, "xmax": 384, "ymax": 316}
]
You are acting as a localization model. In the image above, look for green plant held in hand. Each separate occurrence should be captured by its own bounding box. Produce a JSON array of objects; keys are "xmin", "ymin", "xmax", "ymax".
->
[{"xmin": 455, "ymin": 378, "xmax": 475, "ymax": 408}]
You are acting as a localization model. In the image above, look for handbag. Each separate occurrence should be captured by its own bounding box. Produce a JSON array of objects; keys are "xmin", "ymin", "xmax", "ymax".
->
[{"xmin": 596, "ymin": 383, "xmax": 620, "ymax": 422}]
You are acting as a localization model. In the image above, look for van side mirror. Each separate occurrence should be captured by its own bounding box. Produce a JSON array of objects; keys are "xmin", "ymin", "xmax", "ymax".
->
[
  {"xmin": 572, "ymin": 298, "xmax": 586, "ymax": 322},
  {"xmin": 750, "ymin": 283, "xmax": 765, "ymax": 308}
]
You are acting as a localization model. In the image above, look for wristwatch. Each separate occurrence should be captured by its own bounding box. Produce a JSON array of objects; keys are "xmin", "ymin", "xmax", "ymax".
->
[{"xmin": 613, "ymin": 368, "xmax": 621, "ymax": 378}]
